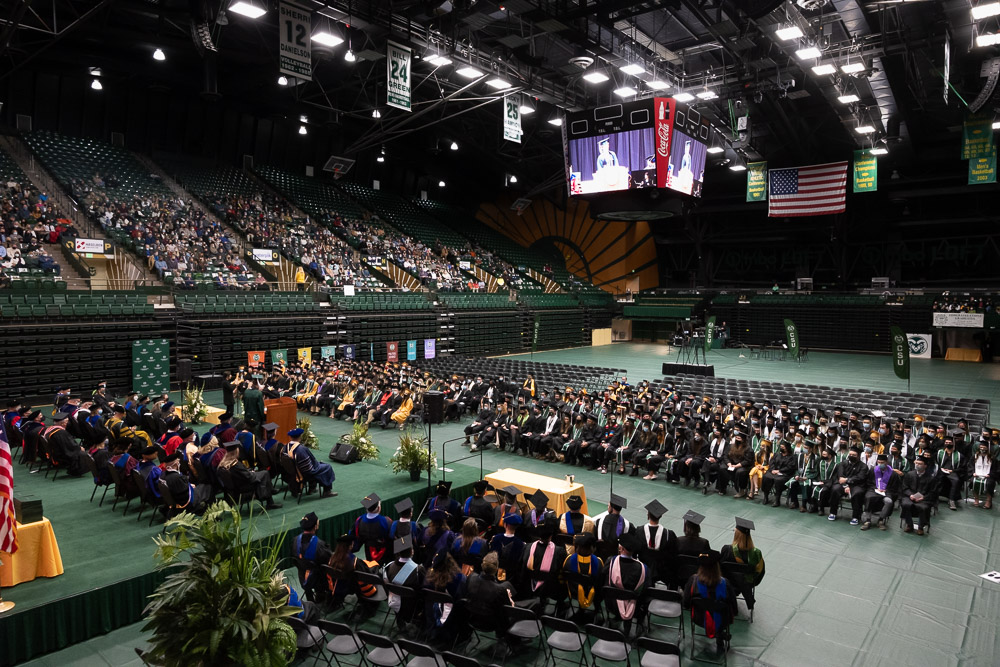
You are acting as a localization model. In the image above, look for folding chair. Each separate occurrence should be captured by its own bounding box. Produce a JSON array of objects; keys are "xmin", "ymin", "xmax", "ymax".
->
[
  {"xmin": 719, "ymin": 562, "xmax": 754, "ymax": 622},
  {"xmin": 316, "ymin": 620, "xmax": 365, "ymax": 667},
  {"xmin": 85, "ymin": 454, "xmax": 112, "ymax": 506},
  {"xmin": 636, "ymin": 637, "xmax": 681, "ymax": 667},
  {"xmin": 383, "ymin": 582, "xmax": 420, "ymax": 635},
  {"xmin": 397, "ymin": 638, "xmax": 446, "ymax": 667},
  {"xmin": 354, "ymin": 571, "xmax": 391, "ymax": 631},
  {"xmin": 643, "ymin": 587, "xmax": 684, "ymax": 640},
  {"xmin": 288, "ymin": 615, "xmax": 333, "ymax": 667},
  {"xmin": 602, "ymin": 586, "xmax": 645, "ymax": 638},
  {"xmin": 539, "ymin": 615, "xmax": 587, "ymax": 667},
  {"xmin": 280, "ymin": 454, "xmax": 306, "ymax": 504},
  {"xmin": 357, "ymin": 630, "xmax": 408, "ymax": 667},
  {"xmin": 689, "ymin": 598, "xmax": 731, "ymax": 666},
  {"xmin": 501, "ymin": 605, "xmax": 545, "ymax": 656},
  {"xmin": 585, "ymin": 623, "xmax": 632, "ymax": 667}
]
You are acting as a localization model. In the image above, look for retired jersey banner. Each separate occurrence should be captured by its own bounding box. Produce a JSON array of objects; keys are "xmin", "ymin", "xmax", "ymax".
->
[
  {"xmin": 704, "ymin": 316, "xmax": 716, "ymax": 354},
  {"xmin": 853, "ymin": 150, "xmax": 877, "ymax": 192},
  {"xmin": 247, "ymin": 350, "xmax": 265, "ymax": 368},
  {"xmin": 271, "ymin": 349, "xmax": 288, "ymax": 366},
  {"xmin": 297, "ymin": 347, "xmax": 312, "ymax": 365},
  {"xmin": 278, "ymin": 1, "xmax": 311, "ymax": 81},
  {"xmin": 891, "ymin": 326, "xmax": 910, "ymax": 380},
  {"xmin": 406, "ymin": 340, "xmax": 417, "ymax": 361},
  {"xmin": 969, "ymin": 149, "xmax": 996, "ymax": 185},
  {"xmin": 783, "ymin": 319, "xmax": 799, "ymax": 360},
  {"xmin": 962, "ymin": 113, "xmax": 994, "ymax": 159},
  {"xmin": 343, "ymin": 344, "xmax": 356, "ymax": 360},
  {"xmin": 503, "ymin": 94, "xmax": 522, "ymax": 143},
  {"xmin": 906, "ymin": 333, "xmax": 932, "ymax": 359},
  {"xmin": 387, "ymin": 42, "xmax": 412, "ymax": 111},
  {"xmin": 746, "ymin": 161, "xmax": 767, "ymax": 202},
  {"xmin": 424, "ymin": 338, "xmax": 436, "ymax": 359},
  {"xmin": 387, "ymin": 341, "xmax": 399, "ymax": 362},
  {"xmin": 321, "ymin": 345, "xmax": 336, "ymax": 359}
]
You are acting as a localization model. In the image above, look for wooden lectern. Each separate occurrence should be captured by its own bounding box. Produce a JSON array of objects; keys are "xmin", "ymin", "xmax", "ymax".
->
[{"xmin": 264, "ymin": 397, "xmax": 298, "ymax": 445}]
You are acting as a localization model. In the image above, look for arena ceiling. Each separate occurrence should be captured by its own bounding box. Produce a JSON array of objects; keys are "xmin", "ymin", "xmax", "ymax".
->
[{"xmin": 0, "ymin": 0, "xmax": 996, "ymax": 205}]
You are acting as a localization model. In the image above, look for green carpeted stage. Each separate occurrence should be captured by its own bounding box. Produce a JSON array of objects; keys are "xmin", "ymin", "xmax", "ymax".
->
[{"xmin": 6, "ymin": 342, "xmax": 1000, "ymax": 666}]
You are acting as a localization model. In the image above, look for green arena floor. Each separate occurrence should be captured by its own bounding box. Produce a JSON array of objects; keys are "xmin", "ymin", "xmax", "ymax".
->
[{"xmin": 11, "ymin": 343, "xmax": 1000, "ymax": 666}]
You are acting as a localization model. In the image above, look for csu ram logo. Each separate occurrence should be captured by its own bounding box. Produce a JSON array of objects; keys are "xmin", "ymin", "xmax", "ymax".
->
[{"xmin": 908, "ymin": 336, "xmax": 928, "ymax": 356}]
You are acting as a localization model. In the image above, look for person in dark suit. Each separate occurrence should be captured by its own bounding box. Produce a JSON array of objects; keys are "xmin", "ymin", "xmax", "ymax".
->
[
  {"xmin": 901, "ymin": 452, "xmax": 938, "ymax": 535},
  {"xmin": 242, "ymin": 381, "xmax": 266, "ymax": 429},
  {"xmin": 676, "ymin": 510, "xmax": 710, "ymax": 556},
  {"xmin": 221, "ymin": 372, "xmax": 236, "ymax": 414}
]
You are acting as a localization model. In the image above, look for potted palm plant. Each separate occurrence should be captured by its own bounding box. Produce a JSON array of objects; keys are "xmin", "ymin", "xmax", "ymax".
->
[
  {"xmin": 141, "ymin": 502, "xmax": 298, "ymax": 666},
  {"xmin": 389, "ymin": 429, "xmax": 435, "ymax": 481}
]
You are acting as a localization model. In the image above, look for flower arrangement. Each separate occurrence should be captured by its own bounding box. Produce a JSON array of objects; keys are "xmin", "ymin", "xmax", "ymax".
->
[
  {"xmin": 296, "ymin": 417, "xmax": 319, "ymax": 450},
  {"xmin": 181, "ymin": 383, "xmax": 209, "ymax": 424},
  {"xmin": 338, "ymin": 422, "xmax": 380, "ymax": 462},
  {"xmin": 389, "ymin": 430, "xmax": 435, "ymax": 480}
]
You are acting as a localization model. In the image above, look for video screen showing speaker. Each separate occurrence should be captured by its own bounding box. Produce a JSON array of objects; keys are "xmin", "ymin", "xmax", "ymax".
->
[{"xmin": 665, "ymin": 105, "xmax": 710, "ymax": 197}]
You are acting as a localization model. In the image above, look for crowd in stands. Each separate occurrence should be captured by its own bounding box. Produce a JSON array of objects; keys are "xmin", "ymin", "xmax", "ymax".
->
[
  {"xmin": 1, "ymin": 179, "xmax": 75, "ymax": 284},
  {"xmin": 933, "ymin": 293, "xmax": 995, "ymax": 314}
]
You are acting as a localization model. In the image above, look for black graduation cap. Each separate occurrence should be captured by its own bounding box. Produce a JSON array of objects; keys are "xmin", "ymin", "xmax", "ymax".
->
[
  {"xmin": 435, "ymin": 480, "xmax": 453, "ymax": 495},
  {"xmin": 394, "ymin": 497, "xmax": 413, "ymax": 514},
  {"xmin": 609, "ymin": 493, "xmax": 627, "ymax": 510},
  {"xmin": 362, "ymin": 493, "xmax": 381, "ymax": 512},
  {"xmin": 528, "ymin": 489, "xmax": 549, "ymax": 509},
  {"xmin": 501, "ymin": 485, "xmax": 521, "ymax": 499},
  {"xmin": 645, "ymin": 499, "xmax": 667, "ymax": 519},
  {"xmin": 262, "ymin": 422, "xmax": 278, "ymax": 431},
  {"xmin": 682, "ymin": 510, "xmax": 705, "ymax": 526},
  {"xmin": 394, "ymin": 534, "xmax": 414, "ymax": 555},
  {"xmin": 566, "ymin": 495, "xmax": 584, "ymax": 511},
  {"xmin": 473, "ymin": 480, "xmax": 489, "ymax": 494},
  {"xmin": 735, "ymin": 517, "xmax": 755, "ymax": 534}
]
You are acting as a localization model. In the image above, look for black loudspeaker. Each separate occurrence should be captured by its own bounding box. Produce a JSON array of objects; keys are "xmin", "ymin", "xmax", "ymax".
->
[
  {"xmin": 178, "ymin": 358, "xmax": 193, "ymax": 382},
  {"xmin": 424, "ymin": 390, "xmax": 444, "ymax": 424},
  {"xmin": 330, "ymin": 442, "xmax": 357, "ymax": 464}
]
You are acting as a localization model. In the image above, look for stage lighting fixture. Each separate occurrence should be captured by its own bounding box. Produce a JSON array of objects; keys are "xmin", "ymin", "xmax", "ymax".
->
[
  {"xmin": 811, "ymin": 64, "xmax": 836, "ymax": 75},
  {"xmin": 620, "ymin": 63, "xmax": 646, "ymax": 76},
  {"xmin": 614, "ymin": 86, "xmax": 638, "ymax": 97},
  {"xmin": 91, "ymin": 79, "xmax": 103, "ymax": 90},
  {"xmin": 775, "ymin": 25, "xmax": 804, "ymax": 40},
  {"xmin": 972, "ymin": 2, "xmax": 1000, "ymax": 20},
  {"xmin": 456, "ymin": 66, "xmax": 482, "ymax": 78},
  {"xmin": 838, "ymin": 93, "xmax": 860, "ymax": 104},
  {"xmin": 299, "ymin": 125, "xmax": 307, "ymax": 135},
  {"xmin": 646, "ymin": 79, "xmax": 670, "ymax": 90},
  {"xmin": 795, "ymin": 46, "xmax": 822, "ymax": 60},
  {"xmin": 312, "ymin": 31, "xmax": 344, "ymax": 47},
  {"xmin": 673, "ymin": 92, "xmax": 694, "ymax": 102},
  {"xmin": 438, "ymin": 180, "xmax": 446, "ymax": 187},
  {"xmin": 153, "ymin": 48, "xmax": 166, "ymax": 61},
  {"xmin": 450, "ymin": 141, "xmax": 459, "ymax": 150},
  {"xmin": 277, "ymin": 76, "xmax": 289, "ymax": 85},
  {"xmin": 229, "ymin": 1, "xmax": 266, "ymax": 19},
  {"xmin": 485, "ymin": 77, "xmax": 512, "ymax": 89},
  {"xmin": 841, "ymin": 62, "xmax": 866, "ymax": 74},
  {"xmin": 583, "ymin": 71, "xmax": 609, "ymax": 84}
]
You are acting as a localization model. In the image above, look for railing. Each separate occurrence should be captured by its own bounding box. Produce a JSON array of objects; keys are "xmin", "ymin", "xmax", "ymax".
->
[{"xmin": 436, "ymin": 435, "xmax": 485, "ymax": 482}]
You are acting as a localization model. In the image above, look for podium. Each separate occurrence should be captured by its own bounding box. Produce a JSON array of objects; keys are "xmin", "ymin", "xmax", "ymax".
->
[{"xmin": 264, "ymin": 397, "xmax": 298, "ymax": 445}]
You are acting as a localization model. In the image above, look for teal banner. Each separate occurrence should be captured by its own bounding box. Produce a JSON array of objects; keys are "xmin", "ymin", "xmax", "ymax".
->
[
  {"xmin": 406, "ymin": 340, "xmax": 417, "ymax": 361},
  {"xmin": 783, "ymin": 319, "xmax": 799, "ymax": 360}
]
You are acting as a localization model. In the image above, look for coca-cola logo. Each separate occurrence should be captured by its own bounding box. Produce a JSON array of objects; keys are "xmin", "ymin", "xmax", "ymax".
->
[{"xmin": 657, "ymin": 123, "xmax": 671, "ymax": 158}]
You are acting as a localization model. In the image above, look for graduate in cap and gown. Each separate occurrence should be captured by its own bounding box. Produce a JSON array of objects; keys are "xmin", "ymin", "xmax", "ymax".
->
[
  {"xmin": 604, "ymin": 532, "xmax": 649, "ymax": 627},
  {"xmin": 354, "ymin": 492, "xmax": 393, "ymax": 564},
  {"xmin": 592, "ymin": 492, "xmax": 635, "ymax": 561},
  {"xmin": 45, "ymin": 409, "xmax": 87, "ymax": 476},
  {"xmin": 521, "ymin": 518, "xmax": 567, "ymax": 605},
  {"xmin": 390, "ymin": 497, "xmax": 423, "ymax": 542},
  {"xmin": 676, "ymin": 510, "xmax": 711, "ymax": 556},
  {"xmin": 638, "ymin": 499, "xmax": 677, "ymax": 585},
  {"xmin": 683, "ymin": 550, "xmax": 737, "ymax": 656},
  {"xmin": 283, "ymin": 427, "xmax": 337, "ymax": 498},
  {"xmin": 384, "ymin": 535, "xmax": 426, "ymax": 630},
  {"xmin": 562, "ymin": 533, "xmax": 604, "ymax": 620},
  {"xmin": 428, "ymin": 480, "xmax": 462, "ymax": 530},
  {"xmin": 161, "ymin": 452, "xmax": 213, "ymax": 516},
  {"xmin": 524, "ymin": 489, "xmax": 557, "ymax": 538},
  {"xmin": 557, "ymin": 494, "xmax": 596, "ymax": 547},
  {"xmin": 493, "ymin": 485, "xmax": 523, "ymax": 533},
  {"xmin": 462, "ymin": 480, "xmax": 496, "ymax": 530},
  {"xmin": 719, "ymin": 517, "xmax": 765, "ymax": 612},
  {"xmin": 293, "ymin": 512, "xmax": 333, "ymax": 600}
]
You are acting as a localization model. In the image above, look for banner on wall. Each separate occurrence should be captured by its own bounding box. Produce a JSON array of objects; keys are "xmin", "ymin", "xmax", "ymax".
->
[
  {"xmin": 132, "ymin": 339, "xmax": 170, "ymax": 395},
  {"xmin": 406, "ymin": 340, "xmax": 417, "ymax": 361},
  {"xmin": 503, "ymin": 93, "xmax": 522, "ymax": 143},
  {"xmin": 783, "ymin": 319, "xmax": 799, "ymax": 360},
  {"xmin": 932, "ymin": 312, "xmax": 985, "ymax": 328},
  {"xmin": 704, "ymin": 316, "xmax": 716, "ymax": 355},
  {"xmin": 297, "ymin": 347, "xmax": 312, "ymax": 365},
  {"xmin": 387, "ymin": 341, "xmax": 399, "ymax": 362},
  {"xmin": 247, "ymin": 351, "xmax": 265, "ymax": 368},
  {"xmin": 424, "ymin": 338, "xmax": 436, "ymax": 359},
  {"xmin": 278, "ymin": 1, "xmax": 312, "ymax": 81},
  {"xmin": 746, "ymin": 162, "xmax": 767, "ymax": 202},
  {"xmin": 962, "ymin": 113, "xmax": 993, "ymax": 159},
  {"xmin": 891, "ymin": 326, "xmax": 910, "ymax": 381},
  {"xmin": 906, "ymin": 333, "xmax": 932, "ymax": 359},
  {"xmin": 343, "ymin": 344, "xmax": 355, "ymax": 360},
  {"xmin": 387, "ymin": 42, "xmax": 411, "ymax": 111},
  {"xmin": 969, "ymin": 149, "xmax": 996, "ymax": 185},
  {"xmin": 321, "ymin": 346, "xmax": 336, "ymax": 359},
  {"xmin": 271, "ymin": 349, "xmax": 288, "ymax": 366},
  {"xmin": 853, "ymin": 150, "xmax": 877, "ymax": 192}
]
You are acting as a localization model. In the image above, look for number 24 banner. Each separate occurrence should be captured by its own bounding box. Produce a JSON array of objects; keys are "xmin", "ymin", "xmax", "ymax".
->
[{"xmin": 387, "ymin": 42, "xmax": 411, "ymax": 112}]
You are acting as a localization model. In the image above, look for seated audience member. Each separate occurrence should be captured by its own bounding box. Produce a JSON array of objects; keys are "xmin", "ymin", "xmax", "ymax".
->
[
  {"xmin": 719, "ymin": 517, "xmax": 765, "ymax": 612},
  {"xmin": 217, "ymin": 441, "xmax": 283, "ymax": 510},
  {"xmin": 900, "ymin": 452, "xmax": 938, "ymax": 535}
]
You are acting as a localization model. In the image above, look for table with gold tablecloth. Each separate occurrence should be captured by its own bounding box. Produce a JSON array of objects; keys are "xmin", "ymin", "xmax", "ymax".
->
[
  {"xmin": 201, "ymin": 406, "xmax": 228, "ymax": 425},
  {"xmin": 486, "ymin": 468, "xmax": 589, "ymax": 516},
  {"xmin": 0, "ymin": 517, "xmax": 64, "ymax": 588},
  {"xmin": 945, "ymin": 348, "xmax": 982, "ymax": 362}
]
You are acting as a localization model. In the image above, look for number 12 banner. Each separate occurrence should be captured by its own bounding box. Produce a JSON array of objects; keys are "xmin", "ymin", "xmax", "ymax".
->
[
  {"xmin": 278, "ymin": 2, "xmax": 311, "ymax": 81},
  {"xmin": 387, "ymin": 42, "xmax": 411, "ymax": 112}
]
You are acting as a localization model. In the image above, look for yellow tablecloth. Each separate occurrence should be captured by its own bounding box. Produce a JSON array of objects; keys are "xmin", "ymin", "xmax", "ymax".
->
[
  {"xmin": 0, "ymin": 517, "xmax": 64, "ymax": 587},
  {"xmin": 201, "ymin": 406, "xmax": 228, "ymax": 425},
  {"xmin": 486, "ymin": 468, "xmax": 589, "ymax": 516},
  {"xmin": 945, "ymin": 348, "xmax": 982, "ymax": 362}
]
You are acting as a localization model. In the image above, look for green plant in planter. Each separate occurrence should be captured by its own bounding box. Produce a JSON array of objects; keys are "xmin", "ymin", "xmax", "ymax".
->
[
  {"xmin": 142, "ymin": 502, "xmax": 298, "ymax": 667},
  {"xmin": 296, "ymin": 416, "xmax": 319, "ymax": 450},
  {"xmin": 338, "ymin": 422, "xmax": 380, "ymax": 462},
  {"xmin": 389, "ymin": 429, "xmax": 435, "ymax": 479},
  {"xmin": 182, "ymin": 382, "xmax": 209, "ymax": 424}
]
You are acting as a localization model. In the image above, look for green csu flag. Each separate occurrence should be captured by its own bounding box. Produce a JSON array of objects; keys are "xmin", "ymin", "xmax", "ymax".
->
[
  {"xmin": 890, "ymin": 326, "xmax": 910, "ymax": 380},
  {"xmin": 387, "ymin": 42, "xmax": 411, "ymax": 112},
  {"xmin": 746, "ymin": 162, "xmax": 767, "ymax": 202},
  {"xmin": 704, "ymin": 316, "xmax": 716, "ymax": 354},
  {"xmin": 969, "ymin": 149, "xmax": 997, "ymax": 185},
  {"xmin": 532, "ymin": 313, "xmax": 541, "ymax": 352},
  {"xmin": 783, "ymin": 319, "xmax": 799, "ymax": 360},
  {"xmin": 271, "ymin": 349, "xmax": 288, "ymax": 366},
  {"xmin": 962, "ymin": 113, "xmax": 994, "ymax": 159},
  {"xmin": 853, "ymin": 150, "xmax": 877, "ymax": 192}
]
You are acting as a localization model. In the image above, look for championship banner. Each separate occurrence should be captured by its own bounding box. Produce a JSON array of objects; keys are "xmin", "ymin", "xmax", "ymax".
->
[
  {"xmin": 424, "ymin": 338, "xmax": 436, "ymax": 359},
  {"xmin": 746, "ymin": 162, "xmax": 767, "ymax": 202},
  {"xmin": 853, "ymin": 150, "xmax": 877, "ymax": 192},
  {"xmin": 932, "ymin": 312, "xmax": 985, "ymax": 328},
  {"xmin": 891, "ymin": 326, "xmax": 910, "ymax": 380},
  {"xmin": 783, "ymin": 319, "xmax": 799, "ymax": 360},
  {"xmin": 271, "ymin": 349, "xmax": 288, "ymax": 366},
  {"xmin": 344, "ymin": 344, "xmax": 356, "ymax": 360},
  {"xmin": 297, "ymin": 347, "xmax": 312, "ymax": 365},
  {"xmin": 406, "ymin": 340, "xmax": 417, "ymax": 361},
  {"xmin": 387, "ymin": 42, "xmax": 411, "ymax": 112},
  {"xmin": 704, "ymin": 316, "xmax": 716, "ymax": 355},
  {"xmin": 906, "ymin": 333, "xmax": 932, "ymax": 359},
  {"xmin": 278, "ymin": 1, "xmax": 311, "ymax": 81},
  {"xmin": 387, "ymin": 341, "xmax": 399, "ymax": 362},
  {"xmin": 503, "ymin": 94, "xmax": 522, "ymax": 143},
  {"xmin": 962, "ymin": 113, "xmax": 993, "ymax": 159},
  {"xmin": 969, "ymin": 149, "xmax": 996, "ymax": 185},
  {"xmin": 247, "ymin": 350, "xmax": 265, "ymax": 368},
  {"xmin": 321, "ymin": 345, "xmax": 336, "ymax": 359}
]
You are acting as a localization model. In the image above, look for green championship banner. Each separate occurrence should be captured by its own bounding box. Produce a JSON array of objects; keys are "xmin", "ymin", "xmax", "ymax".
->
[
  {"xmin": 271, "ymin": 349, "xmax": 288, "ymax": 366},
  {"xmin": 503, "ymin": 93, "xmax": 522, "ymax": 143},
  {"xmin": 962, "ymin": 113, "xmax": 994, "ymax": 159},
  {"xmin": 783, "ymin": 319, "xmax": 799, "ymax": 360},
  {"xmin": 890, "ymin": 326, "xmax": 910, "ymax": 381},
  {"xmin": 853, "ymin": 150, "xmax": 877, "ymax": 192},
  {"xmin": 387, "ymin": 41, "xmax": 412, "ymax": 112},
  {"xmin": 132, "ymin": 339, "xmax": 170, "ymax": 395},
  {"xmin": 704, "ymin": 316, "xmax": 716, "ymax": 355},
  {"xmin": 746, "ymin": 161, "xmax": 767, "ymax": 202},
  {"xmin": 969, "ymin": 149, "xmax": 997, "ymax": 185}
]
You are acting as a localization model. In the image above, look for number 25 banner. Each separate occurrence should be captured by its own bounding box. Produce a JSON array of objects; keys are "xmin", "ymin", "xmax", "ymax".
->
[
  {"xmin": 503, "ymin": 94, "xmax": 522, "ymax": 143},
  {"xmin": 387, "ymin": 42, "xmax": 411, "ymax": 112}
]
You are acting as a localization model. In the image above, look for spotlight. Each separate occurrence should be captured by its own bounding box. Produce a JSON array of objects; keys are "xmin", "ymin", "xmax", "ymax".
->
[
  {"xmin": 696, "ymin": 90, "xmax": 718, "ymax": 100},
  {"xmin": 518, "ymin": 104, "xmax": 535, "ymax": 115},
  {"xmin": 855, "ymin": 124, "xmax": 876, "ymax": 134},
  {"xmin": 775, "ymin": 25, "xmax": 804, "ymax": 40},
  {"xmin": 547, "ymin": 116, "xmax": 563, "ymax": 126},
  {"xmin": 450, "ymin": 141, "xmax": 459, "ymax": 150},
  {"xmin": 485, "ymin": 78, "xmax": 512, "ymax": 89},
  {"xmin": 795, "ymin": 46, "xmax": 822, "ymax": 60},
  {"xmin": 312, "ymin": 31, "xmax": 344, "ymax": 47},
  {"xmin": 613, "ymin": 86, "xmax": 638, "ymax": 98},
  {"xmin": 994, "ymin": 121, "xmax": 1000, "ymax": 129},
  {"xmin": 972, "ymin": 2, "xmax": 1000, "ymax": 19},
  {"xmin": 508, "ymin": 174, "xmax": 517, "ymax": 183},
  {"xmin": 299, "ymin": 125, "xmax": 307, "ymax": 135},
  {"xmin": 153, "ymin": 48, "xmax": 166, "ymax": 61},
  {"xmin": 427, "ymin": 55, "xmax": 452, "ymax": 66},
  {"xmin": 583, "ymin": 71, "xmax": 609, "ymax": 84},
  {"xmin": 456, "ymin": 66, "xmax": 482, "ymax": 78},
  {"xmin": 438, "ymin": 180, "xmax": 446, "ymax": 187},
  {"xmin": 729, "ymin": 163, "xmax": 747, "ymax": 172},
  {"xmin": 646, "ymin": 80, "xmax": 670, "ymax": 90},
  {"xmin": 376, "ymin": 155, "xmax": 385, "ymax": 163},
  {"xmin": 840, "ymin": 62, "xmax": 866, "ymax": 74},
  {"xmin": 91, "ymin": 78, "xmax": 103, "ymax": 90},
  {"xmin": 673, "ymin": 92, "xmax": 694, "ymax": 102},
  {"xmin": 372, "ymin": 109, "xmax": 382, "ymax": 118},
  {"xmin": 976, "ymin": 33, "xmax": 1000, "ymax": 47},
  {"xmin": 345, "ymin": 49, "xmax": 356, "ymax": 62},
  {"xmin": 811, "ymin": 64, "xmax": 836, "ymax": 75},
  {"xmin": 278, "ymin": 75, "xmax": 289, "ymax": 86},
  {"xmin": 870, "ymin": 146, "xmax": 888, "ymax": 155},
  {"xmin": 229, "ymin": 0, "xmax": 266, "ymax": 19},
  {"xmin": 620, "ymin": 63, "xmax": 646, "ymax": 76},
  {"xmin": 707, "ymin": 145, "xmax": 724, "ymax": 154},
  {"xmin": 837, "ymin": 93, "xmax": 860, "ymax": 104}
]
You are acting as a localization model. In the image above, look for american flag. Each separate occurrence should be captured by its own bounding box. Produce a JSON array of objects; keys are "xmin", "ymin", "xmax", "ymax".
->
[
  {"xmin": 0, "ymin": 419, "xmax": 17, "ymax": 555},
  {"xmin": 768, "ymin": 161, "xmax": 848, "ymax": 217}
]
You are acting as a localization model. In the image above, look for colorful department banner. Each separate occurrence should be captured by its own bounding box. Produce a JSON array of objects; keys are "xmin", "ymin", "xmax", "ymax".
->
[
  {"xmin": 387, "ymin": 341, "xmax": 399, "ymax": 362},
  {"xmin": 271, "ymin": 349, "xmax": 288, "ymax": 366},
  {"xmin": 247, "ymin": 350, "xmax": 265, "ymax": 368},
  {"xmin": 890, "ymin": 326, "xmax": 910, "ymax": 380},
  {"xmin": 387, "ymin": 42, "xmax": 411, "ymax": 112},
  {"xmin": 906, "ymin": 333, "xmax": 932, "ymax": 359},
  {"xmin": 783, "ymin": 319, "xmax": 799, "ymax": 360},
  {"xmin": 424, "ymin": 338, "xmax": 436, "ymax": 359},
  {"xmin": 853, "ymin": 150, "xmax": 877, "ymax": 192},
  {"xmin": 704, "ymin": 316, "xmax": 716, "ymax": 354},
  {"xmin": 297, "ymin": 347, "xmax": 312, "ymax": 365},
  {"xmin": 343, "ymin": 344, "xmax": 356, "ymax": 360},
  {"xmin": 503, "ymin": 93, "xmax": 522, "ymax": 143},
  {"xmin": 746, "ymin": 161, "xmax": 767, "ymax": 202},
  {"xmin": 969, "ymin": 149, "xmax": 996, "ymax": 185},
  {"xmin": 962, "ymin": 113, "xmax": 994, "ymax": 159},
  {"xmin": 406, "ymin": 340, "xmax": 417, "ymax": 361},
  {"xmin": 321, "ymin": 346, "xmax": 336, "ymax": 359},
  {"xmin": 278, "ymin": 1, "xmax": 311, "ymax": 81}
]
